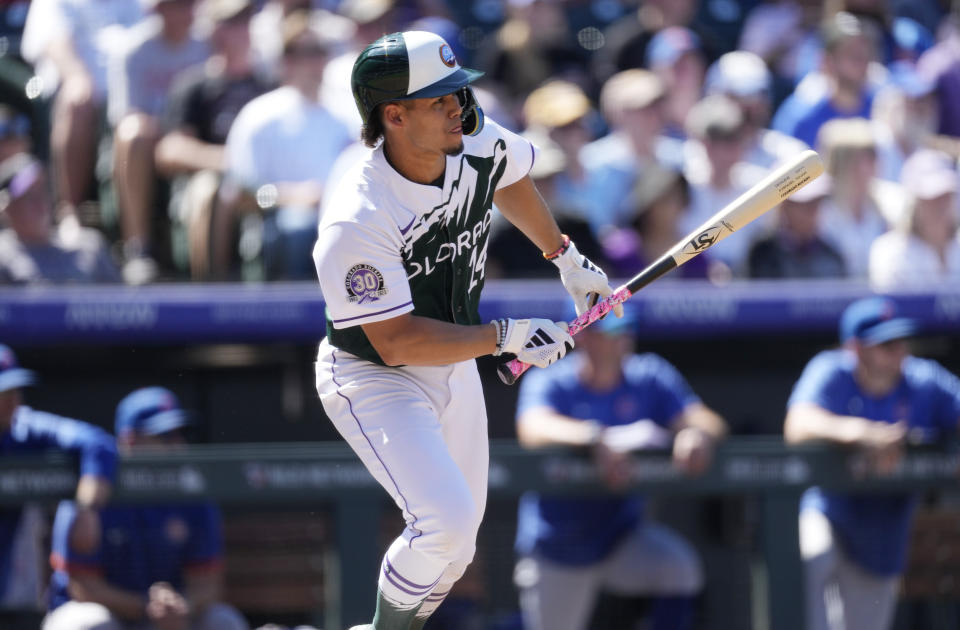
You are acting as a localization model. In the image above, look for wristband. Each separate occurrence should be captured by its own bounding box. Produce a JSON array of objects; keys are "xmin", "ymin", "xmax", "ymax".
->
[
  {"xmin": 543, "ymin": 234, "xmax": 571, "ymax": 261},
  {"xmin": 491, "ymin": 319, "xmax": 508, "ymax": 356}
]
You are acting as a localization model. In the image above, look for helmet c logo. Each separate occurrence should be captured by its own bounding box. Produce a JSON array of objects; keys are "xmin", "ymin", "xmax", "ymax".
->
[{"xmin": 439, "ymin": 44, "xmax": 457, "ymax": 68}]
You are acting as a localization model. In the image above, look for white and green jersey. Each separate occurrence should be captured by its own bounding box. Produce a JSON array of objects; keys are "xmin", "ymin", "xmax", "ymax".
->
[{"xmin": 313, "ymin": 119, "xmax": 534, "ymax": 364}]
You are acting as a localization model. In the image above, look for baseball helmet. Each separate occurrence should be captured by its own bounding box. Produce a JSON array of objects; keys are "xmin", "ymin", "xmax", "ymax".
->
[{"xmin": 351, "ymin": 31, "xmax": 485, "ymax": 136}]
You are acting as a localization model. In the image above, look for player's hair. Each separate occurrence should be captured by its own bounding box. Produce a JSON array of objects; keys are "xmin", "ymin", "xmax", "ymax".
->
[{"xmin": 361, "ymin": 101, "xmax": 413, "ymax": 148}]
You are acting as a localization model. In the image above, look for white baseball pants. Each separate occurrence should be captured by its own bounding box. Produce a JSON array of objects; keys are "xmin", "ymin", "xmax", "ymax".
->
[
  {"xmin": 800, "ymin": 508, "xmax": 899, "ymax": 630},
  {"xmin": 315, "ymin": 339, "xmax": 489, "ymax": 607}
]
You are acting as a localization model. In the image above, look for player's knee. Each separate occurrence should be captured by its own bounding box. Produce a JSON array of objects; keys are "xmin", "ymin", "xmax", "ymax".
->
[{"xmin": 430, "ymin": 503, "xmax": 480, "ymax": 559}]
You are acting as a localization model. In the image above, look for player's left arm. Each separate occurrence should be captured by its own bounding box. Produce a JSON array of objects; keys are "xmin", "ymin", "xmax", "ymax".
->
[
  {"xmin": 494, "ymin": 175, "xmax": 623, "ymax": 317},
  {"xmin": 669, "ymin": 403, "xmax": 728, "ymax": 476}
]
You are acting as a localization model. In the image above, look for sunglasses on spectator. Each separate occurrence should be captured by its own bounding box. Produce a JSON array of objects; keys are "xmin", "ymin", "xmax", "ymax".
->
[{"xmin": 285, "ymin": 45, "xmax": 327, "ymax": 58}]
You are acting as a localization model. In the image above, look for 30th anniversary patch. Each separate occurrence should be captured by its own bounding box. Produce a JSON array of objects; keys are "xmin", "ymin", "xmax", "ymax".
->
[{"xmin": 345, "ymin": 264, "xmax": 388, "ymax": 303}]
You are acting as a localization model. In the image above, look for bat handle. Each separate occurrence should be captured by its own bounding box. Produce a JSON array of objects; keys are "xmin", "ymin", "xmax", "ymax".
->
[{"xmin": 496, "ymin": 286, "xmax": 633, "ymax": 386}]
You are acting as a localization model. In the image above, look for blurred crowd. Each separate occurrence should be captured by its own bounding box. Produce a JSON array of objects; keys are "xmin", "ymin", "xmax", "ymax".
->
[{"xmin": 0, "ymin": 0, "xmax": 957, "ymax": 289}]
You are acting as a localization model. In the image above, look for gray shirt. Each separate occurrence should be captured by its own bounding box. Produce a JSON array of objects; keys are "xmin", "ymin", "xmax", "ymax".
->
[
  {"xmin": 0, "ymin": 229, "xmax": 121, "ymax": 285},
  {"xmin": 107, "ymin": 16, "xmax": 209, "ymax": 123}
]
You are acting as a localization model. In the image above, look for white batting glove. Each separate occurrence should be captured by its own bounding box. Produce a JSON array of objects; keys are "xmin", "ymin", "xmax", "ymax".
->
[
  {"xmin": 550, "ymin": 239, "xmax": 624, "ymax": 318},
  {"xmin": 492, "ymin": 318, "xmax": 574, "ymax": 368}
]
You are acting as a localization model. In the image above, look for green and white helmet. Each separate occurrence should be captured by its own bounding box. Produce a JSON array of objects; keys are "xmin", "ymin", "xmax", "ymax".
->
[{"xmin": 351, "ymin": 31, "xmax": 485, "ymax": 136}]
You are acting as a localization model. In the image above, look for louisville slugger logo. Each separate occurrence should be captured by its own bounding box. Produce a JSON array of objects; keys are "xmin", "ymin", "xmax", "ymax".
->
[{"xmin": 682, "ymin": 226, "xmax": 723, "ymax": 255}]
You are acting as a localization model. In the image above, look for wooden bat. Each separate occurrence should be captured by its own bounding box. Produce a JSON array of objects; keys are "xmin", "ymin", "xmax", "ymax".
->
[{"xmin": 497, "ymin": 149, "xmax": 825, "ymax": 385}]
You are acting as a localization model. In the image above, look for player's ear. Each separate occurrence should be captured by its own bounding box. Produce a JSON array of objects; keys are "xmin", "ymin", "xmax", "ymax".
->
[{"xmin": 383, "ymin": 103, "xmax": 405, "ymax": 129}]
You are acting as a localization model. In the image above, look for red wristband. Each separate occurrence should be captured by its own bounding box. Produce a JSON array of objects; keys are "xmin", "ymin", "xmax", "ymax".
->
[{"xmin": 543, "ymin": 234, "xmax": 571, "ymax": 261}]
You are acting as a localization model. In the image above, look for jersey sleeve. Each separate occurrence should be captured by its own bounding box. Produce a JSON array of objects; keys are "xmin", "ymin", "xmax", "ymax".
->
[
  {"xmin": 787, "ymin": 351, "xmax": 844, "ymax": 411},
  {"xmin": 314, "ymin": 220, "xmax": 414, "ymax": 329},
  {"xmin": 14, "ymin": 409, "xmax": 118, "ymax": 481},
  {"xmin": 486, "ymin": 119, "xmax": 535, "ymax": 190},
  {"xmin": 630, "ymin": 355, "xmax": 700, "ymax": 427}
]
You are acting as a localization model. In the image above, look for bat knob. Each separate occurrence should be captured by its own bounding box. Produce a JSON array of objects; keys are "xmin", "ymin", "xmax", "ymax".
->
[{"xmin": 497, "ymin": 361, "xmax": 518, "ymax": 385}]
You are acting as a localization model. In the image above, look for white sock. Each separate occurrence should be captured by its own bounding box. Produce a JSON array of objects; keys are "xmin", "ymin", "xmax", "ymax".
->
[{"xmin": 378, "ymin": 537, "xmax": 446, "ymax": 609}]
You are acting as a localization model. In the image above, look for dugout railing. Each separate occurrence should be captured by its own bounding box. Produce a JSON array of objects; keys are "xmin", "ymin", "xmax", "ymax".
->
[{"xmin": 2, "ymin": 439, "xmax": 959, "ymax": 630}]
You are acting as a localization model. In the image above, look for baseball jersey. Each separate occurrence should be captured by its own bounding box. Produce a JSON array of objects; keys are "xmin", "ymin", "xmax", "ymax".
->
[
  {"xmin": 0, "ymin": 406, "xmax": 118, "ymax": 601},
  {"xmin": 48, "ymin": 500, "xmax": 223, "ymax": 610},
  {"xmin": 313, "ymin": 118, "xmax": 535, "ymax": 364},
  {"xmin": 514, "ymin": 353, "xmax": 699, "ymax": 565},
  {"xmin": 789, "ymin": 349, "xmax": 960, "ymax": 575}
]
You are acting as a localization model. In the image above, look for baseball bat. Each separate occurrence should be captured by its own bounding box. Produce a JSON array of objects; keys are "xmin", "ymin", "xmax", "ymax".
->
[{"xmin": 497, "ymin": 149, "xmax": 825, "ymax": 385}]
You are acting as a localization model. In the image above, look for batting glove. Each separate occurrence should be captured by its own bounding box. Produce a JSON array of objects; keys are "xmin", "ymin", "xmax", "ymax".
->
[
  {"xmin": 549, "ymin": 238, "xmax": 624, "ymax": 318},
  {"xmin": 492, "ymin": 318, "xmax": 574, "ymax": 368}
]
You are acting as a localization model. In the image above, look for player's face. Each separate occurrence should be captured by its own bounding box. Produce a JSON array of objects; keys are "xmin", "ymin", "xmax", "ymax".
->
[
  {"xmin": 404, "ymin": 93, "xmax": 465, "ymax": 156},
  {"xmin": 0, "ymin": 389, "xmax": 21, "ymax": 431},
  {"xmin": 857, "ymin": 338, "xmax": 908, "ymax": 384}
]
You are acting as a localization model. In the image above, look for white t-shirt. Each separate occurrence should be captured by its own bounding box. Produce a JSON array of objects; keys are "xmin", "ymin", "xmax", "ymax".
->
[
  {"xmin": 819, "ymin": 197, "xmax": 890, "ymax": 278},
  {"xmin": 21, "ymin": 0, "xmax": 144, "ymax": 98},
  {"xmin": 869, "ymin": 230, "xmax": 960, "ymax": 290},
  {"xmin": 313, "ymin": 118, "xmax": 534, "ymax": 363},
  {"xmin": 225, "ymin": 86, "xmax": 352, "ymax": 190}
]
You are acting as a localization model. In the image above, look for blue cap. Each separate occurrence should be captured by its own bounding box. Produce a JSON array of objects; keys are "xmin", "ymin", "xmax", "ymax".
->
[
  {"xmin": 0, "ymin": 344, "xmax": 36, "ymax": 392},
  {"xmin": 839, "ymin": 297, "xmax": 917, "ymax": 345},
  {"xmin": 646, "ymin": 27, "xmax": 701, "ymax": 68},
  {"xmin": 115, "ymin": 387, "xmax": 190, "ymax": 437}
]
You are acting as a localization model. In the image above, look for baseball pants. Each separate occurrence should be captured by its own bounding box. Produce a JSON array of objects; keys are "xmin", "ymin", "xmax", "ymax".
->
[
  {"xmin": 800, "ymin": 508, "xmax": 899, "ymax": 630},
  {"xmin": 315, "ymin": 339, "xmax": 489, "ymax": 608},
  {"xmin": 514, "ymin": 522, "xmax": 704, "ymax": 630}
]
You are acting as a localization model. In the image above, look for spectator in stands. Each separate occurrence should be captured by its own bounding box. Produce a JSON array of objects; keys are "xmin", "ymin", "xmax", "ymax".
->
[
  {"xmin": 815, "ymin": 117, "xmax": 899, "ymax": 277},
  {"xmin": 44, "ymin": 386, "xmax": 248, "ymax": 630},
  {"xmin": 703, "ymin": 50, "xmax": 810, "ymax": 168},
  {"xmin": 870, "ymin": 64, "xmax": 939, "ymax": 181},
  {"xmin": 520, "ymin": 80, "xmax": 601, "ymax": 231},
  {"xmin": 785, "ymin": 296, "xmax": 960, "ymax": 630},
  {"xmin": 917, "ymin": 16, "xmax": 960, "ymax": 138},
  {"xmin": 739, "ymin": 0, "xmax": 823, "ymax": 92},
  {"xmin": 479, "ymin": 0, "xmax": 585, "ymax": 102},
  {"xmin": 0, "ymin": 343, "xmax": 116, "ymax": 610},
  {"xmin": 110, "ymin": 0, "xmax": 210, "ymax": 285},
  {"xmin": 592, "ymin": 0, "xmax": 700, "ymax": 89},
  {"xmin": 869, "ymin": 149, "xmax": 960, "ymax": 289},
  {"xmin": 645, "ymin": 26, "xmax": 706, "ymax": 141},
  {"xmin": 772, "ymin": 12, "xmax": 878, "ymax": 149},
  {"xmin": 155, "ymin": 0, "xmax": 273, "ymax": 281},
  {"xmin": 602, "ymin": 163, "xmax": 710, "ymax": 280},
  {"xmin": 218, "ymin": 11, "xmax": 349, "ymax": 280},
  {"xmin": 0, "ymin": 105, "xmax": 33, "ymax": 163},
  {"xmin": 580, "ymin": 69, "xmax": 682, "ymax": 236},
  {"xmin": 514, "ymin": 311, "xmax": 727, "ymax": 630},
  {"xmin": 682, "ymin": 94, "xmax": 771, "ymax": 276},
  {"xmin": 20, "ymin": 0, "xmax": 144, "ymax": 234},
  {"xmin": 0, "ymin": 153, "xmax": 121, "ymax": 284},
  {"xmin": 747, "ymin": 173, "xmax": 847, "ymax": 279}
]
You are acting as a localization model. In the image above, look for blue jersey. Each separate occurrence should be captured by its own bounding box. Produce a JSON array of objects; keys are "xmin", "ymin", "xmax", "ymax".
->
[
  {"xmin": 48, "ymin": 500, "xmax": 223, "ymax": 610},
  {"xmin": 789, "ymin": 349, "xmax": 960, "ymax": 575},
  {"xmin": 515, "ymin": 353, "xmax": 699, "ymax": 565},
  {"xmin": 771, "ymin": 90, "xmax": 874, "ymax": 149},
  {"xmin": 0, "ymin": 406, "xmax": 117, "ymax": 601}
]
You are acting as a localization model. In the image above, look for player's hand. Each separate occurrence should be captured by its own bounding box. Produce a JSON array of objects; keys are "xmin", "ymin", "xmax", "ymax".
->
[
  {"xmin": 500, "ymin": 318, "xmax": 574, "ymax": 368},
  {"xmin": 550, "ymin": 239, "xmax": 624, "ymax": 318},
  {"xmin": 672, "ymin": 427, "xmax": 715, "ymax": 476},
  {"xmin": 592, "ymin": 439, "xmax": 632, "ymax": 490},
  {"xmin": 147, "ymin": 582, "xmax": 189, "ymax": 630},
  {"xmin": 862, "ymin": 420, "xmax": 907, "ymax": 475}
]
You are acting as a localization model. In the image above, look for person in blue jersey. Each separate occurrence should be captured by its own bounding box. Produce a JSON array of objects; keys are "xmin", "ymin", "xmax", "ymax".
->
[
  {"xmin": 513, "ymin": 312, "xmax": 728, "ymax": 630},
  {"xmin": 43, "ymin": 387, "xmax": 248, "ymax": 630},
  {"xmin": 785, "ymin": 296, "xmax": 960, "ymax": 630},
  {"xmin": 0, "ymin": 343, "xmax": 116, "ymax": 610},
  {"xmin": 772, "ymin": 12, "xmax": 878, "ymax": 149}
]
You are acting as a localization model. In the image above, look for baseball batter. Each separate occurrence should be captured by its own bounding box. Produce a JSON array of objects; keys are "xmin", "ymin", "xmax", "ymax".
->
[{"xmin": 312, "ymin": 31, "xmax": 621, "ymax": 630}]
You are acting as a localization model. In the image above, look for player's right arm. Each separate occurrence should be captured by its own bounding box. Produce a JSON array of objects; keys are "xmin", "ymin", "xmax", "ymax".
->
[{"xmin": 67, "ymin": 574, "xmax": 150, "ymax": 622}]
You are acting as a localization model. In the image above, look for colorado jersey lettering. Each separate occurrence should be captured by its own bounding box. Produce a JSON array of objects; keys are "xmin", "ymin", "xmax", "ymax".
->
[{"xmin": 313, "ymin": 119, "xmax": 534, "ymax": 364}]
